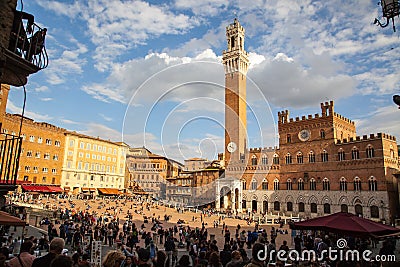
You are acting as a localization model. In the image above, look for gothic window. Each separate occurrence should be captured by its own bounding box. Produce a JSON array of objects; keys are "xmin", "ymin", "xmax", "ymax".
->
[
  {"xmin": 355, "ymin": 204, "xmax": 363, "ymax": 216},
  {"xmin": 341, "ymin": 204, "xmax": 348, "ymax": 213},
  {"xmin": 273, "ymin": 179, "xmax": 280, "ymax": 190},
  {"xmin": 320, "ymin": 129, "xmax": 326, "ymax": 139},
  {"xmin": 368, "ymin": 177, "xmax": 378, "ymax": 191},
  {"xmin": 274, "ymin": 201, "xmax": 280, "ymax": 211},
  {"xmin": 322, "ymin": 178, "xmax": 330, "ymax": 191},
  {"xmin": 262, "ymin": 155, "xmax": 268, "ymax": 165},
  {"xmin": 339, "ymin": 177, "xmax": 347, "ymax": 191},
  {"xmin": 297, "ymin": 179, "xmax": 304, "ymax": 190},
  {"xmin": 287, "ymin": 134, "xmax": 291, "ymax": 143},
  {"xmin": 242, "ymin": 180, "xmax": 247, "ymax": 190},
  {"xmin": 262, "ymin": 179, "xmax": 268, "ymax": 190},
  {"xmin": 297, "ymin": 152, "xmax": 303, "ymax": 164},
  {"xmin": 298, "ymin": 202, "xmax": 305, "ymax": 212},
  {"xmin": 308, "ymin": 151, "xmax": 315, "ymax": 163},
  {"xmin": 353, "ymin": 177, "xmax": 362, "ymax": 191},
  {"xmin": 366, "ymin": 145, "xmax": 374, "ymax": 158},
  {"xmin": 287, "ymin": 202, "xmax": 293, "ymax": 212},
  {"xmin": 251, "ymin": 155, "xmax": 257, "ymax": 166},
  {"xmin": 310, "ymin": 178, "xmax": 316, "ymax": 191},
  {"xmin": 390, "ymin": 145, "xmax": 395, "ymax": 158},
  {"xmin": 352, "ymin": 147, "xmax": 360, "ymax": 160},
  {"xmin": 370, "ymin": 205, "xmax": 379, "ymax": 218},
  {"xmin": 285, "ymin": 153, "xmax": 292, "ymax": 164},
  {"xmin": 310, "ymin": 203, "xmax": 317, "ymax": 213},
  {"xmin": 273, "ymin": 154, "xmax": 279, "ymax": 164},
  {"xmin": 338, "ymin": 149, "xmax": 345, "ymax": 161},
  {"xmin": 321, "ymin": 150, "xmax": 328, "ymax": 162},
  {"xmin": 251, "ymin": 179, "xmax": 257, "ymax": 190},
  {"xmin": 286, "ymin": 179, "xmax": 292, "ymax": 190},
  {"xmin": 324, "ymin": 203, "xmax": 331, "ymax": 214}
]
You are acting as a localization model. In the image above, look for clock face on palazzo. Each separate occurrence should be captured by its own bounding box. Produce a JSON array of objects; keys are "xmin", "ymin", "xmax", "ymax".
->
[
  {"xmin": 227, "ymin": 142, "xmax": 237, "ymax": 153},
  {"xmin": 298, "ymin": 129, "xmax": 311, "ymax": 142}
]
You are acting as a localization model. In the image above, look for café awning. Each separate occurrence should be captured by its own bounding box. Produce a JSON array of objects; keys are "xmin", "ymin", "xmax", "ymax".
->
[
  {"xmin": 98, "ymin": 188, "xmax": 120, "ymax": 195},
  {"xmin": 0, "ymin": 211, "xmax": 27, "ymax": 226},
  {"xmin": 21, "ymin": 185, "xmax": 63, "ymax": 193}
]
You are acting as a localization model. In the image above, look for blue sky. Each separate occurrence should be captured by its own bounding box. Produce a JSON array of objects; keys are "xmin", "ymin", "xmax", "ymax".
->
[{"xmin": 7, "ymin": 0, "xmax": 400, "ymax": 163}]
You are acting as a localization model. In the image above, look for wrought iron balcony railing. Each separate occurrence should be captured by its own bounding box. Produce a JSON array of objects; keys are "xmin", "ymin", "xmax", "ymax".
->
[
  {"xmin": 8, "ymin": 19, "xmax": 48, "ymax": 70},
  {"xmin": 0, "ymin": 133, "xmax": 22, "ymax": 187}
]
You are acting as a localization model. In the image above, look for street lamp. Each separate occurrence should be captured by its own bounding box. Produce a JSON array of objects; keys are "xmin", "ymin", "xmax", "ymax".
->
[{"xmin": 374, "ymin": 0, "xmax": 400, "ymax": 32}]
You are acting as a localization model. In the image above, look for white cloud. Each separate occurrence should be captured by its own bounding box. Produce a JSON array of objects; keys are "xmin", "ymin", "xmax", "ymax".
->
[
  {"xmin": 34, "ymin": 86, "xmax": 49, "ymax": 92},
  {"xmin": 40, "ymin": 98, "xmax": 53, "ymax": 102},
  {"xmin": 174, "ymin": 0, "xmax": 228, "ymax": 16},
  {"xmin": 6, "ymin": 100, "xmax": 52, "ymax": 122},
  {"xmin": 356, "ymin": 106, "xmax": 400, "ymax": 139}
]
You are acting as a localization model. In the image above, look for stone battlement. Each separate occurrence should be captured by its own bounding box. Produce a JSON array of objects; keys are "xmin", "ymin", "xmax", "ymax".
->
[
  {"xmin": 5, "ymin": 113, "xmax": 65, "ymax": 132},
  {"xmin": 278, "ymin": 101, "xmax": 354, "ymax": 126},
  {"xmin": 249, "ymin": 147, "xmax": 277, "ymax": 152},
  {"xmin": 336, "ymin": 133, "xmax": 396, "ymax": 144}
]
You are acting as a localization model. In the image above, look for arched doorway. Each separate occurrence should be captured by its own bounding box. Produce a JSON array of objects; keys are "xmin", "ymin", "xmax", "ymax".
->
[
  {"xmin": 274, "ymin": 201, "xmax": 280, "ymax": 211},
  {"xmin": 355, "ymin": 204, "xmax": 363, "ymax": 217},
  {"xmin": 219, "ymin": 187, "xmax": 231, "ymax": 210},
  {"xmin": 341, "ymin": 204, "xmax": 348, "ymax": 213},
  {"xmin": 263, "ymin": 201, "xmax": 268, "ymax": 213},
  {"xmin": 252, "ymin": 200, "xmax": 257, "ymax": 212},
  {"xmin": 234, "ymin": 188, "xmax": 239, "ymax": 210}
]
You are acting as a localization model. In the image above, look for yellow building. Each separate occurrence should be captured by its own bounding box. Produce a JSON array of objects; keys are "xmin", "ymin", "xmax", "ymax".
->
[
  {"xmin": 61, "ymin": 132, "xmax": 129, "ymax": 195},
  {"xmin": 2, "ymin": 113, "xmax": 65, "ymax": 190}
]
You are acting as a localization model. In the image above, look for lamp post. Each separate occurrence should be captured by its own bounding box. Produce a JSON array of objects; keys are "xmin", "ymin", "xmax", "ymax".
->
[
  {"xmin": 393, "ymin": 95, "xmax": 400, "ymax": 108},
  {"xmin": 374, "ymin": 0, "xmax": 400, "ymax": 32}
]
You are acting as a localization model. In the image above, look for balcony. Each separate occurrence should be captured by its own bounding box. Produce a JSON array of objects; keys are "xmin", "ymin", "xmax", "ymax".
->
[
  {"xmin": 0, "ymin": 17, "xmax": 48, "ymax": 86},
  {"xmin": 0, "ymin": 133, "xmax": 22, "ymax": 193}
]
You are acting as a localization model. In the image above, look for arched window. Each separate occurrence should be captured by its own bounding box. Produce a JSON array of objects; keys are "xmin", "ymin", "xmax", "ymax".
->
[
  {"xmin": 308, "ymin": 151, "xmax": 315, "ymax": 163},
  {"xmin": 310, "ymin": 178, "xmax": 316, "ymax": 191},
  {"xmin": 273, "ymin": 179, "xmax": 280, "ymax": 190},
  {"xmin": 353, "ymin": 177, "xmax": 362, "ymax": 191},
  {"xmin": 368, "ymin": 177, "xmax": 378, "ymax": 191},
  {"xmin": 251, "ymin": 155, "xmax": 257, "ymax": 166},
  {"xmin": 297, "ymin": 178, "xmax": 304, "ymax": 190},
  {"xmin": 297, "ymin": 152, "xmax": 303, "ymax": 164},
  {"xmin": 310, "ymin": 203, "xmax": 317, "ymax": 213},
  {"xmin": 338, "ymin": 149, "xmax": 345, "ymax": 161},
  {"xmin": 287, "ymin": 134, "xmax": 291, "ymax": 143},
  {"xmin": 324, "ymin": 203, "xmax": 331, "ymax": 214},
  {"xmin": 366, "ymin": 145, "xmax": 374, "ymax": 158},
  {"xmin": 390, "ymin": 145, "xmax": 395, "ymax": 158},
  {"xmin": 287, "ymin": 202, "xmax": 293, "ymax": 212},
  {"xmin": 286, "ymin": 179, "xmax": 292, "ymax": 190},
  {"xmin": 320, "ymin": 129, "xmax": 325, "ymax": 139},
  {"xmin": 262, "ymin": 179, "xmax": 268, "ymax": 190},
  {"xmin": 251, "ymin": 179, "xmax": 257, "ymax": 190},
  {"xmin": 321, "ymin": 150, "xmax": 328, "ymax": 162},
  {"xmin": 322, "ymin": 178, "xmax": 330, "ymax": 191},
  {"xmin": 339, "ymin": 177, "xmax": 347, "ymax": 191},
  {"xmin": 285, "ymin": 153, "xmax": 292, "ymax": 164},
  {"xmin": 298, "ymin": 202, "xmax": 305, "ymax": 212},
  {"xmin": 273, "ymin": 154, "xmax": 279, "ymax": 164},
  {"xmin": 370, "ymin": 206, "xmax": 379, "ymax": 218},
  {"xmin": 351, "ymin": 147, "xmax": 360, "ymax": 160},
  {"xmin": 242, "ymin": 180, "xmax": 247, "ymax": 190},
  {"xmin": 274, "ymin": 201, "xmax": 280, "ymax": 211},
  {"xmin": 262, "ymin": 155, "xmax": 268, "ymax": 165}
]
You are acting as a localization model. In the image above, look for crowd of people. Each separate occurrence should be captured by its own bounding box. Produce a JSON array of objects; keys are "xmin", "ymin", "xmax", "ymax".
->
[{"xmin": 0, "ymin": 193, "xmax": 397, "ymax": 267}]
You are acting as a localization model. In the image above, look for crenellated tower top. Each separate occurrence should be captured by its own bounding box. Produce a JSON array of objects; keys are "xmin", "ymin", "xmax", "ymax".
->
[{"xmin": 222, "ymin": 18, "xmax": 249, "ymax": 75}]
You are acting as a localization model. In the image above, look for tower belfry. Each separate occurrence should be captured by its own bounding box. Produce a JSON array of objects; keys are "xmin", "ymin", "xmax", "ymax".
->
[{"xmin": 223, "ymin": 18, "xmax": 249, "ymax": 165}]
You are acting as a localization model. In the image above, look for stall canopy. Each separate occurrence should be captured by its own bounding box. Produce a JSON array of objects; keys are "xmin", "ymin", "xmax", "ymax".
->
[
  {"xmin": 21, "ymin": 185, "xmax": 63, "ymax": 193},
  {"xmin": 98, "ymin": 188, "xmax": 121, "ymax": 195},
  {"xmin": 290, "ymin": 212, "xmax": 400, "ymax": 238},
  {"xmin": 0, "ymin": 211, "xmax": 27, "ymax": 226}
]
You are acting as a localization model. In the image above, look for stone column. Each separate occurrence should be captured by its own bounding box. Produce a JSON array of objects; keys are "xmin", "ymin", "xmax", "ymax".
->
[
  {"xmin": 215, "ymin": 193, "xmax": 220, "ymax": 210},
  {"xmin": 231, "ymin": 189, "xmax": 236, "ymax": 213}
]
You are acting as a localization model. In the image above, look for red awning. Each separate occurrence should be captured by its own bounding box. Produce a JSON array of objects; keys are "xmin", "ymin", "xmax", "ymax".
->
[
  {"xmin": 291, "ymin": 212, "xmax": 400, "ymax": 238},
  {"xmin": 21, "ymin": 185, "xmax": 62, "ymax": 193}
]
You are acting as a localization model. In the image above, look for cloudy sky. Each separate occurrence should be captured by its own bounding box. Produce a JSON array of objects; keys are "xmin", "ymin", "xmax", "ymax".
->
[{"xmin": 8, "ymin": 0, "xmax": 400, "ymax": 163}]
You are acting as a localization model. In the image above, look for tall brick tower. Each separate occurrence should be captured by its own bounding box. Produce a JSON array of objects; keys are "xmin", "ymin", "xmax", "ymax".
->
[{"xmin": 223, "ymin": 18, "xmax": 249, "ymax": 166}]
